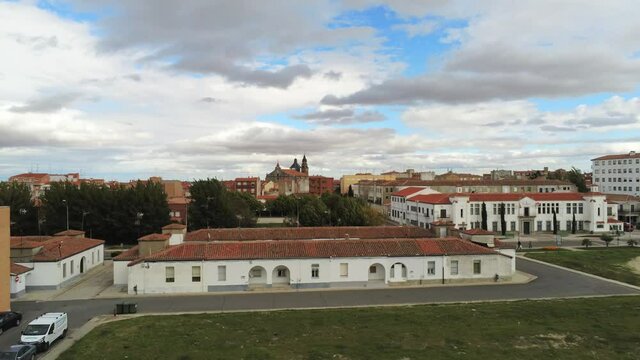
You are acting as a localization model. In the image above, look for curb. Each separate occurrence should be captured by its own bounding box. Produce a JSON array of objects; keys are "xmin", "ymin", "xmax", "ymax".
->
[{"xmin": 518, "ymin": 255, "xmax": 640, "ymax": 291}]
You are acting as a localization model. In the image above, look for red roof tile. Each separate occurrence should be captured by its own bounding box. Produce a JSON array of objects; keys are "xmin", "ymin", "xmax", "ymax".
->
[
  {"xmin": 136, "ymin": 238, "xmax": 499, "ymax": 264},
  {"xmin": 281, "ymin": 169, "xmax": 307, "ymax": 177},
  {"xmin": 462, "ymin": 229, "xmax": 495, "ymax": 235},
  {"xmin": 591, "ymin": 152, "xmax": 640, "ymax": 161},
  {"xmin": 10, "ymin": 262, "xmax": 33, "ymax": 275},
  {"xmin": 138, "ymin": 233, "xmax": 170, "ymax": 241},
  {"xmin": 411, "ymin": 194, "xmax": 452, "ymax": 204},
  {"xmin": 32, "ymin": 236, "xmax": 104, "ymax": 262},
  {"xmin": 10, "ymin": 237, "xmax": 50, "ymax": 249},
  {"xmin": 162, "ymin": 223, "xmax": 187, "ymax": 230},
  {"xmin": 608, "ymin": 217, "xmax": 623, "ymax": 224},
  {"xmin": 185, "ymin": 226, "xmax": 432, "ymax": 242},
  {"xmin": 54, "ymin": 229, "xmax": 86, "ymax": 237},
  {"xmin": 390, "ymin": 187, "xmax": 426, "ymax": 197},
  {"xmin": 113, "ymin": 245, "xmax": 140, "ymax": 261}
]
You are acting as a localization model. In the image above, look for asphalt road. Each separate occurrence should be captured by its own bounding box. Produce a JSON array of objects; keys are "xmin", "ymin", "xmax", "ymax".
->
[{"xmin": 1, "ymin": 258, "xmax": 638, "ymax": 353}]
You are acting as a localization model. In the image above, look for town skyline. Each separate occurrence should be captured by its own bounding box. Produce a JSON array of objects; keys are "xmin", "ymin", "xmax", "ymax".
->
[{"xmin": 2, "ymin": 1, "xmax": 640, "ymax": 181}]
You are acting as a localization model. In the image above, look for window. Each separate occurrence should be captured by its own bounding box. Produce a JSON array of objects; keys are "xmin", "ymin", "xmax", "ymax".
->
[
  {"xmin": 63, "ymin": 263, "xmax": 67, "ymax": 278},
  {"xmin": 192, "ymin": 266, "xmax": 201, "ymax": 282},
  {"xmin": 165, "ymin": 266, "xmax": 175, "ymax": 283},
  {"xmin": 311, "ymin": 264, "xmax": 320, "ymax": 278},
  {"xmin": 546, "ymin": 221, "xmax": 551, "ymax": 231},
  {"xmin": 217, "ymin": 266, "xmax": 226, "ymax": 281},
  {"xmin": 450, "ymin": 260, "xmax": 459, "ymax": 275},
  {"xmin": 473, "ymin": 260, "xmax": 481, "ymax": 274},
  {"xmin": 92, "ymin": 252, "xmax": 95, "ymax": 264},
  {"xmin": 492, "ymin": 221, "xmax": 498, "ymax": 231},
  {"xmin": 427, "ymin": 261, "xmax": 436, "ymax": 275},
  {"xmin": 510, "ymin": 221, "xmax": 516, "ymax": 231},
  {"xmin": 460, "ymin": 209, "xmax": 463, "ymax": 217},
  {"xmin": 578, "ymin": 203, "xmax": 583, "ymax": 214},
  {"xmin": 340, "ymin": 263, "xmax": 349, "ymax": 277},
  {"xmin": 537, "ymin": 221, "xmax": 542, "ymax": 231},
  {"xmin": 70, "ymin": 260, "xmax": 74, "ymax": 275},
  {"xmin": 566, "ymin": 221, "xmax": 572, "ymax": 231},
  {"xmin": 369, "ymin": 265, "xmax": 377, "ymax": 274}
]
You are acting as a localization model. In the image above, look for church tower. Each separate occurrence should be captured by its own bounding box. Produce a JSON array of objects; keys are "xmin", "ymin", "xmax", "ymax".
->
[{"xmin": 301, "ymin": 155, "xmax": 309, "ymax": 175}]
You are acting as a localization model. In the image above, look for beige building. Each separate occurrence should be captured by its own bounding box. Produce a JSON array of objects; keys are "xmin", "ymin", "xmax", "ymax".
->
[
  {"xmin": 1, "ymin": 207, "xmax": 10, "ymax": 311},
  {"xmin": 340, "ymin": 173, "xmax": 397, "ymax": 194}
]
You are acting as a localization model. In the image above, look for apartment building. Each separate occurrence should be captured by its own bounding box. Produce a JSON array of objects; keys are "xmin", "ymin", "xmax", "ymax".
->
[{"xmin": 591, "ymin": 151, "xmax": 640, "ymax": 196}]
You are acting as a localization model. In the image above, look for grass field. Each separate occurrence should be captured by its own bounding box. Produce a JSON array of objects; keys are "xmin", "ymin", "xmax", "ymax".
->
[
  {"xmin": 60, "ymin": 297, "xmax": 640, "ymax": 360},
  {"xmin": 526, "ymin": 247, "xmax": 640, "ymax": 286}
]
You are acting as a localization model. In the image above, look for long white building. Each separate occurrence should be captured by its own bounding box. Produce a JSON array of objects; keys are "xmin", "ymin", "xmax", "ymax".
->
[
  {"xmin": 592, "ymin": 151, "xmax": 640, "ymax": 196},
  {"xmin": 115, "ymin": 226, "xmax": 515, "ymax": 294},
  {"xmin": 390, "ymin": 190, "xmax": 622, "ymax": 234}
]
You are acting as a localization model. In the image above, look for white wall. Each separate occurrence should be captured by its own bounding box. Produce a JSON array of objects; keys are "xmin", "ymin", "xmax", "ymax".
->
[
  {"xmin": 127, "ymin": 254, "xmax": 514, "ymax": 294},
  {"xmin": 113, "ymin": 260, "xmax": 128, "ymax": 285},
  {"xmin": 19, "ymin": 244, "xmax": 104, "ymax": 288},
  {"xmin": 9, "ymin": 272, "xmax": 29, "ymax": 296}
]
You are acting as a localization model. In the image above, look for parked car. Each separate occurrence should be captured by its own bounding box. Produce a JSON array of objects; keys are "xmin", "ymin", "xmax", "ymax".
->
[
  {"xmin": 20, "ymin": 313, "xmax": 67, "ymax": 352},
  {"xmin": 624, "ymin": 222, "xmax": 635, "ymax": 232},
  {"xmin": 0, "ymin": 344, "xmax": 37, "ymax": 360},
  {"xmin": 0, "ymin": 312, "xmax": 22, "ymax": 335}
]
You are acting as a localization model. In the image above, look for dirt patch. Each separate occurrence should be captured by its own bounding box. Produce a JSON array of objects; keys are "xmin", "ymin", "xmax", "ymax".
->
[
  {"xmin": 514, "ymin": 333, "xmax": 582, "ymax": 350},
  {"xmin": 626, "ymin": 256, "xmax": 640, "ymax": 275}
]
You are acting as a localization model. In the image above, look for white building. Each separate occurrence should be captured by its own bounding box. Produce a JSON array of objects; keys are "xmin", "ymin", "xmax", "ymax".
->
[
  {"xmin": 9, "ymin": 263, "xmax": 32, "ymax": 298},
  {"xmin": 125, "ymin": 238, "xmax": 514, "ymax": 294},
  {"xmin": 390, "ymin": 192, "xmax": 622, "ymax": 234},
  {"xmin": 10, "ymin": 230, "xmax": 105, "ymax": 290},
  {"xmin": 592, "ymin": 151, "xmax": 640, "ymax": 196}
]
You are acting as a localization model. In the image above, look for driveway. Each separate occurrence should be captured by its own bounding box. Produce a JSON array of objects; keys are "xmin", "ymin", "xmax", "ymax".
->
[{"xmin": 2, "ymin": 258, "xmax": 638, "ymax": 354}]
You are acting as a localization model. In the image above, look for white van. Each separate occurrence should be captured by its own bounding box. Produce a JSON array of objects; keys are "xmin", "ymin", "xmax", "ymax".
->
[{"xmin": 20, "ymin": 312, "xmax": 68, "ymax": 352}]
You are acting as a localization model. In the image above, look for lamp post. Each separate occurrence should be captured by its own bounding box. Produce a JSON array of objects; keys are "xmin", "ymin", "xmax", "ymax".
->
[
  {"xmin": 81, "ymin": 211, "xmax": 90, "ymax": 231},
  {"xmin": 206, "ymin": 196, "xmax": 214, "ymax": 229},
  {"xmin": 62, "ymin": 199, "xmax": 69, "ymax": 230}
]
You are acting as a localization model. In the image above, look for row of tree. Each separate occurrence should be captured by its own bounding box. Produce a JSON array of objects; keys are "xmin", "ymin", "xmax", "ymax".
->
[
  {"xmin": 0, "ymin": 181, "xmax": 171, "ymax": 244},
  {"xmin": 265, "ymin": 193, "xmax": 385, "ymax": 227}
]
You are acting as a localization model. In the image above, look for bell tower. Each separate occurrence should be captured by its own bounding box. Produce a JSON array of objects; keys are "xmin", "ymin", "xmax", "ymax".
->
[{"xmin": 301, "ymin": 154, "xmax": 308, "ymax": 175}]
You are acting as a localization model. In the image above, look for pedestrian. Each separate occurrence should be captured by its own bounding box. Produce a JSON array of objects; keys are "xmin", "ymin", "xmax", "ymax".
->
[
  {"xmin": 517, "ymin": 240, "xmax": 522, "ymax": 250},
  {"xmin": 528, "ymin": 241, "xmax": 532, "ymax": 249}
]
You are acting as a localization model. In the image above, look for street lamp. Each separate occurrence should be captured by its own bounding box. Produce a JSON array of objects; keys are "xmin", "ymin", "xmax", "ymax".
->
[
  {"xmin": 62, "ymin": 200, "xmax": 69, "ymax": 230},
  {"xmin": 81, "ymin": 211, "xmax": 90, "ymax": 231}
]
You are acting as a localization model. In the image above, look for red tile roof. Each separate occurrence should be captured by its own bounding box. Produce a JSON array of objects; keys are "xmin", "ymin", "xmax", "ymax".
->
[
  {"xmin": 138, "ymin": 233, "xmax": 170, "ymax": 242},
  {"xmin": 10, "ymin": 237, "xmax": 50, "ymax": 249},
  {"xmin": 390, "ymin": 187, "xmax": 426, "ymax": 197},
  {"xmin": 10, "ymin": 262, "xmax": 33, "ymax": 275},
  {"xmin": 281, "ymin": 169, "xmax": 307, "ymax": 177},
  {"xmin": 411, "ymin": 193, "xmax": 452, "ymax": 204},
  {"xmin": 466, "ymin": 193, "xmax": 523, "ymax": 202},
  {"xmin": 113, "ymin": 245, "xmax": 140, "ymax": 261},
  {"xmin": 235, "ymin": 177, "xmax": 260, "ymax": 181},
  {"xmin": 162, "ymin": 223, "xmax": 187, "ymax": 230},
  {"xmin": 185, "ymin": 226, "xmax": 433, "ymax": 242},
  {"xmin": 462, "ymin": 229, "xmax": 495, "ymax": 235},
  {"xmin": 608, "ymin": 217, "xmax": 623, "ymax": 224},
  {"xmin": 135, "ymin": 238, "xmax": 500, "ymax": 264},
  {"xmin": 592, "ymin": 152, "xmax": 640, "ymax": 161},
  {"xmin": 32, "ymin": 236, "xmax": 104, "ymax": 262},
  {"xmin": 54, "ymin": 230, "xmax": 86, "ymax": 237}
]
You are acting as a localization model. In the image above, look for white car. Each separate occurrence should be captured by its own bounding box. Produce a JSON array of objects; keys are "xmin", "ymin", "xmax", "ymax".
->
[{"xmin": 20, "ymin": 313, "xmax": 68, "ymax": 352}]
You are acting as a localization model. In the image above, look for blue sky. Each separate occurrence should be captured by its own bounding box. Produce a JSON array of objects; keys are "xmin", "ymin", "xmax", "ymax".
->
[{"xmin": 1, "ymin": 0, "xmax": 639, "ymax": 181}]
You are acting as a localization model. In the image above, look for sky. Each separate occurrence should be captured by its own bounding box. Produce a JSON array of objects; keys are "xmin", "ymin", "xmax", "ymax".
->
[{"xmin": 1, "ymin": 0, "xmax": 640, "ymax": 181}]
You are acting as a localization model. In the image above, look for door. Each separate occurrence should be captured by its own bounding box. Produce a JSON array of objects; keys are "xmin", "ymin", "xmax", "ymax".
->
[
  {"xmin": 80, "ymin": 257, "xmax": 86, "ymax": 273},
  {"xmin": 523, "ymin": 221, "xmax": 530, "ymax": 235}
]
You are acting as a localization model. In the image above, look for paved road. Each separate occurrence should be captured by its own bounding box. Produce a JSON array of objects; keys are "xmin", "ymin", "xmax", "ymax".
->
[{"xmin": 1, "ymin": 258, "xmax": 638, "ymax": 353}]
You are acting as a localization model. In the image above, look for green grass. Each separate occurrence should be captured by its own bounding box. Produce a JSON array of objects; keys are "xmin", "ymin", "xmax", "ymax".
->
[
  {"xmin": 527, "ymin": 247, "xmax": 640, "ymax": 286},
  {"xmin": 60, "ymin": 297, "xmax": 640, "ymax": 360}
]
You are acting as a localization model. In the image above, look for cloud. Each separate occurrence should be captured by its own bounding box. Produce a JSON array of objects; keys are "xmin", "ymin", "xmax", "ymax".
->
[
  {"xmin": 393, "ymin": 20, "xmax": 438, "ymax": 37},
  {"xmin": 9, "ymin": 92, "xmax": 80, "ymax": 113},
  {"xmin": 71, "ymin": 0, "xmax": 376, "ymax": 88},
  {"xmin": 323, "ymin": 71, "xmax": 342, "ymax": 80},
  {"xmin": 294, "ymin": 108, "xmax": 385, "ymax": 124}
]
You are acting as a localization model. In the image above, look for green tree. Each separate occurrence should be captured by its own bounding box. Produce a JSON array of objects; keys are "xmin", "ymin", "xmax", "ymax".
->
[
  {"xmin": 582, "ymin": 238, "xmax": 592, "ymax": 248},
  {"xmin": 347, "ymin": 185, "xmax": 354, "ymax": 197},
  {"xmin": 481, "ymin": 202, "xmax": 487, "ymax": 230},
  {"xmin": 600, "ymin": 233, "xmax": 613, "ymax": 247},
  {"xmin": 572, "ymin": 213, "xmax": 577, "ymax": 234},
  {"xmin": 189, "ymin": 179, "xmax": 258, "ymax": 229},
  {"xmin": 0, "ymin": 182, "xmax": 38, "ymax": 235},
  {"xmin": 499, "ymin": 203, "xmax": 506, "ymax": 236},
  {"xmin": 552, "ymin": 210, "xmax": 558, "ymax": 235},
  {"xmin": 567, "ymin": 167, "xmax": 588, "ymax": 193}
]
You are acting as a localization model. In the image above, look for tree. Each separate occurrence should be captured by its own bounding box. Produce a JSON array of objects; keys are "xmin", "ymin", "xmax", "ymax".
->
[
  {"xmin": 552, "ymin": 210, "xmax": 558, "ymax": 235},
  {"xmin": 582, "ymin": 238, "xmax": 592, "ymax": 248},
  {"xmin": 481, "ymin": 202, "xmax": 488, "ymax": 230},
  {"xmin": 0, "ymin": 182, "xmax": 38, "ymax": 235},
  {"xmin": 628, "ymin": 239, "xmax": 638, "ymax": 247},
  {"xmin": 188, "ymin": 179, "xmax": 239, "ymax": 229},
  {"xmin": 600, "ymin": 233, "xmax": 613, "ymax": 247},
  {"xmin": 571, "ymin": 213, "xmax": 577, "ymax": 234},
  {"xmin": 347, "ymin": 185, "xmax": 354, "ymax": 197},
  {"xmin": 499, "ymin": 203, "xmax": 506, "ymax": 236},
  {"xmin": 567, "ymin": 167, "xmax": 588, "ymax": 193}
]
